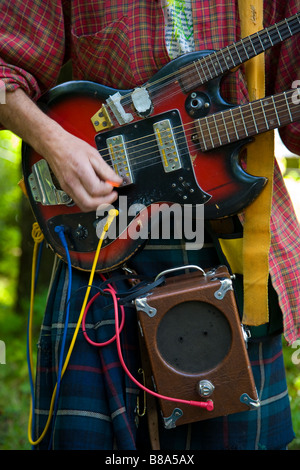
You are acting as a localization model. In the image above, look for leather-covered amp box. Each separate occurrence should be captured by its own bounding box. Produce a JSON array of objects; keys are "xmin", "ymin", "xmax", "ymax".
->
[{"xmin": 135, "ymin": 265, "xmax": 260, "ymax": 429}]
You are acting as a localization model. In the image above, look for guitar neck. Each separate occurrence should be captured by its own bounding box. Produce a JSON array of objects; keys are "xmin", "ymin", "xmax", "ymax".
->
[
  {"xmin": 180, "ymin": 12, "xmax": 300, "ymax": 92},
  {"xmin": 195, "ymin": 88, "xmax": 300, "ymax": 151}
]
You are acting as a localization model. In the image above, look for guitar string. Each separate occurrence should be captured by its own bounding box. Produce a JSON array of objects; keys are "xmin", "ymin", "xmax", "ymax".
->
[
  {"xmin": 120, "ymin": 30, "xmax": 296, "ymax": 114},
  {"xmin": 98, "ymin": 91, "xmax": 299, "ymax": 173},
  {"xmin": 193, "ymin": 92, "xmax": 300, "ymax": 150},
  {"xmin": 100, "ymin": 93, "xmax": 299, "ymax": 173},
  {"xmin": 88, "ymin": 15, "xmax": 300, "ymax": 168},
  {"xmin": 99, "ymin": 26, "xmax": 300, "ymax": 156},
  {"xmin": 121, "ymin": 14, "xmax": 300, "ymax": 103},
  {"xmin": 126, "ymin": 17, "xmax": 300, "ymax": 119},
  {"xmin": 115, "ymin": 15, "xmax": 300, "ymax": 111},
  {"xmin": 103, "ymin": 90, "xmax": 298, "ymax": 160}
]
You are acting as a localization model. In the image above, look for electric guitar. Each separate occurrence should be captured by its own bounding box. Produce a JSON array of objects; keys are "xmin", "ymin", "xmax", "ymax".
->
[{"xmin": 22, "ymin": 13, "xmax": 300, "ymax": 272}]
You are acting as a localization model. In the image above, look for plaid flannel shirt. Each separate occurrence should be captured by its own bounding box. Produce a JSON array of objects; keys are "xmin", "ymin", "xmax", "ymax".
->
[{"xmin": 1, "ymin": 0, "xmax": 300, "ymax": 343}]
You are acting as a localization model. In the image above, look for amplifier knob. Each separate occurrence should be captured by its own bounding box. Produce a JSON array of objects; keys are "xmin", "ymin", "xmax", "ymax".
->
[{"xmin": 75, "ymin": 224, "xmax": 88, "ymax": 240}]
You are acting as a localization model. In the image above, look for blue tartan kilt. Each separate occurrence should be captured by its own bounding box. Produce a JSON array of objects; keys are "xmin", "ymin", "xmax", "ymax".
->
[{"xmin": 33, "ymin": 237, "xmax": 295, "ymax": 450}]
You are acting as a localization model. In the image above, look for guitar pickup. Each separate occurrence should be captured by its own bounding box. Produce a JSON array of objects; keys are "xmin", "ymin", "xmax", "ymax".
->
[
  {"xmin": 153, "ymin": 119, "xmax": 181, "ymax": 173},
  {"xmin": 107, "ymin": 135, "xmax": 133, "ymax": 185}
]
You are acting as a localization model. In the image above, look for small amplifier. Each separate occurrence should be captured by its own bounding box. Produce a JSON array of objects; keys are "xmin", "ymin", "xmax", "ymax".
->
[{"xmin": 135, "ymin": 265, "xmax": 260, "ymax": 428}]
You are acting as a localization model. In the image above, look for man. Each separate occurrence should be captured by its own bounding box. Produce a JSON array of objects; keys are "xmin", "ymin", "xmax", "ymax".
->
[{"xmin": 0, "ymin": 0, "xmax": 299, "ymax": 450}]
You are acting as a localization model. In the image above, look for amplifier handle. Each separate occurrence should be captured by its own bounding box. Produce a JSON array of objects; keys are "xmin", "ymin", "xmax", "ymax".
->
[{"xmin": 154, "ymin": 264, "xmax": 206, "ymax": 282}]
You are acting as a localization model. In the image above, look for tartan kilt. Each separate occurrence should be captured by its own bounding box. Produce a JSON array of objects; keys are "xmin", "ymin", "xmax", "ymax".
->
[{"xmin": 33, "ymin": 236, "xmax": 294, "ymax": 450}]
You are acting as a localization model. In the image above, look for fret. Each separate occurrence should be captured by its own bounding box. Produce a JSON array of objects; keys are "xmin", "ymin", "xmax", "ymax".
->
[
  {"xmin": 179, "ymin": 13, "xmax": 300, "ymax": 92},
  {"xmin": 240, "ymin": 38, "xmax": 250, "ymax": 60},
  {"xmin": 283, "ymin": 91, "xmax": 293, "ymax": 122},
  {"xmin": 239, "ymin": 107, "xmax": 248, "ymax": 137},
  {"xmin": 223, "ymin": 110, "xmax": 236, "ymax": 143},
  {"xmin": 268, "ymin": 26, "xmax": 281, "ymax": 44},
  {"xmin": 242, "ymin": 37, "xmax": 254, "ymax": 59},
  {"xmin": 214, "ymin": 47, "xmax": 236, "ymax": 74},
  {"xmin": 276, "ymin": 24, "xmax": 284, "ymax": 41},
  {"xmin": 260, "ymin": 100, "xmax": 269, "ymax": 131},
  {"xmin": 271, "ymin": 96, "xmax": 281, "ymax": 126},
  {"xmin": 265, "ymin": 29, "xmax": 274, "ymax": 46},
  {"xmin": 204, "ymin": 116, "xmax": 215, "ymax": 148},
  {"xmin": 240, "ymin": 105, "xmax": 258, "ymax": 136},
  {"xmin": 279, "ymin": 91, "xmax": 300, "ymax": 124},
  {"xmin": 221, "ymin": 111, "xmax": 231, "ymax": 143},
  {"xmin": 230, "ymin": 109, "xmax": 239, "ymax": 140},
  {"xmin": 260, "ymin": 98, "xmax": 278, "ymax": 128},
  {"xmin": 290, "ymin": 14, "xmax": 300, "ymax": 33},
  {"xmin": 213, "ymin": 115, "xmax": 222, "ymax": 146},
  {"xmin": 225, "ymin": 45, "xmax": 236, "ymax": 68},
  {"xmin": 249, "ymin": 103, "xmax": 258, "ymax": 133},
  {"xmin": 202, "ymin": 56, "xmax": 214, "ymax": 80},
  {"xmin": 197, "ymin": 120, "xmax": 207, "ymax": 151},
  {"xmin": 196, "ymin": 88, "xmax": 299, "ymax": 152},
  {"xmin": 258, "ymin": 100, "xmax": 274, "ymax": 131},
  {"xmin": 259, "ymin": 30, "xmax": 272, "ymax": 49},
  {"xmin": 285, "ymin": 18, "xmax": 293, "ymax": 36},
  {"xmin": 193, "ymin": 60, "xmax": 205, "ymax": 85},
  {"xmin": 248, "ymin": 35, "xmax": 257, "ymax": 57},
  {"xmin": 213, "ymin": 112, "xmax": 233, "ymax": 147},
  {"xmin": 219, "ymin": 48, "xmax": 232, "ymax": 71},
  {"xmin": 256, "ymin": 31, "xmax": 265, "ymax": 51},
  {"xmin": 199, "ymin": 59, "xmax": 210, "ymax": 82},
  {"xmin": 278, "ymin": 23, "xmax": 292, "ymax": 41},
  {"xmin": 208, "ymin": 54, "xmax": 218, "ymax": 77},
  {"xmin": 198, "ymin": 118, "xmax": 211, "ymax": 151},
  {"xmin": 231, "ymin": 107, "xmax": 248, "ymax": 139},
  {"xmin": 211, "ymin": 51, "xmax": 223, "ymax": 76},
  {"xmin": 233, "ymin": 43, "xmax": 243, "ymax": 63}
]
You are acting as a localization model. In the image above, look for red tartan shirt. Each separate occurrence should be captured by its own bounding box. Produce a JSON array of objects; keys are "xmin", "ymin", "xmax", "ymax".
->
[{"xmin": 0, "ymin": 0, "xmax": 300, "ymax": 343}]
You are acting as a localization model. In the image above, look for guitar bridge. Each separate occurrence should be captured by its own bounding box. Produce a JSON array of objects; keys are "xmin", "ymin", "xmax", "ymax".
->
[{"xmin": 28, "ymin": 159, "xmax": 72, "ymax": 205}]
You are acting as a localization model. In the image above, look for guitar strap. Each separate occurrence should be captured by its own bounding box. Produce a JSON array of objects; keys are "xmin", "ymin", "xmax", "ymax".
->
[{"xmin": 238, "ymin": 0, "xmax": 274, "ymax": 326}]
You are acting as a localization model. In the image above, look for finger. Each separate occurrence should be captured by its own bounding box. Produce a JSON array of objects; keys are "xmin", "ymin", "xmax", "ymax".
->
[
  {"xmin": 89, "ymin": 150, "xmax": 123, "ymax": 186},
  {"xmin": 59, "ymin": 162, "xmax": 118, "ymax": 212},
  {"xmin": 79, "ymin": 161, "xmax": 118, "ymax": 197},
  {"xmin": 68, "ymin": 181, "xmax": 119, "ymax": 212}
]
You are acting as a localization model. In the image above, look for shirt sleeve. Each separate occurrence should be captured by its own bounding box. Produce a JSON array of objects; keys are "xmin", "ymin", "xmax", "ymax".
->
[
  {"xmin": 264, "ymin": 0, "xmax": 300, "ymax": 156},
  {"xmin": 0, "ymin": 1, "xmax": 66, "ymax": 101}
]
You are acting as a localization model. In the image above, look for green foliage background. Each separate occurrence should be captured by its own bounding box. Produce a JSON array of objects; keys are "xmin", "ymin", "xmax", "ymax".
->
[{"xmin": 0, "ymin": 130, "xmax": 299, "ymax": 450}]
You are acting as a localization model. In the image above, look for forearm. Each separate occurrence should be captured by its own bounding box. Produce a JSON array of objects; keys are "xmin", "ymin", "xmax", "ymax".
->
[
  {"xmin": 0, "ymin": 88, "xmax": 64, "ymax": 155},
  {"xmin": 0, "ymin": 88, "xmax": 122, "ymax": 211}
]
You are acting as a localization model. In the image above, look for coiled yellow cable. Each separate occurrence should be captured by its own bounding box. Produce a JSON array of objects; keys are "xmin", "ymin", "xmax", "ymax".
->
[{"xmin": 27, "ymin": 210, "xmax": 118, "ymax": 446}]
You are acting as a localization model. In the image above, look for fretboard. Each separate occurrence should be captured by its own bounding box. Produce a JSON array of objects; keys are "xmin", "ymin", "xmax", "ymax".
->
[
  {"xmin": 179, "ymin": 12, "xmax": 300, "ymax": 92},
  {"xmin": 195, "ymin": 88, "xmax": 300, "ymax": 151}
]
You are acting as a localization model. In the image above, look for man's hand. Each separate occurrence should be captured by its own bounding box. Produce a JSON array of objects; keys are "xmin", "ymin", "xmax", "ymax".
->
[
  {"xmin": 0, "ymin": 88, "xmax": 123, "ymax": 212},
  {"xmin": 37, "ymin": 124, "xmax": 123, "ymax": 212}
]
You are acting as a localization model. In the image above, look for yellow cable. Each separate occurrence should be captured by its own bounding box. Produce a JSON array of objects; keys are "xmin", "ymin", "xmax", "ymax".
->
[
  {"xmin": 27, "ymin": 210, "xmax": 118, "ymax": 446},
  {"xmin": 28, "ymin": 223, "xmax": 44, "ymax": 378}
]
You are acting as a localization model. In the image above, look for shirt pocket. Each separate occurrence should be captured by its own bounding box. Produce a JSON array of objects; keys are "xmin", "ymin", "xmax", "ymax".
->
[{"xmin": 71, "ymin": 16, "xmax": 139, "ymax": 89}]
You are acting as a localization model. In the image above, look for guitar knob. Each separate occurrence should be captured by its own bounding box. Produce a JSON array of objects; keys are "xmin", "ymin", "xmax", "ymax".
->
[{"xmin": 75, "ymin": 224, "xmax": 88, "ymax": 240}]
